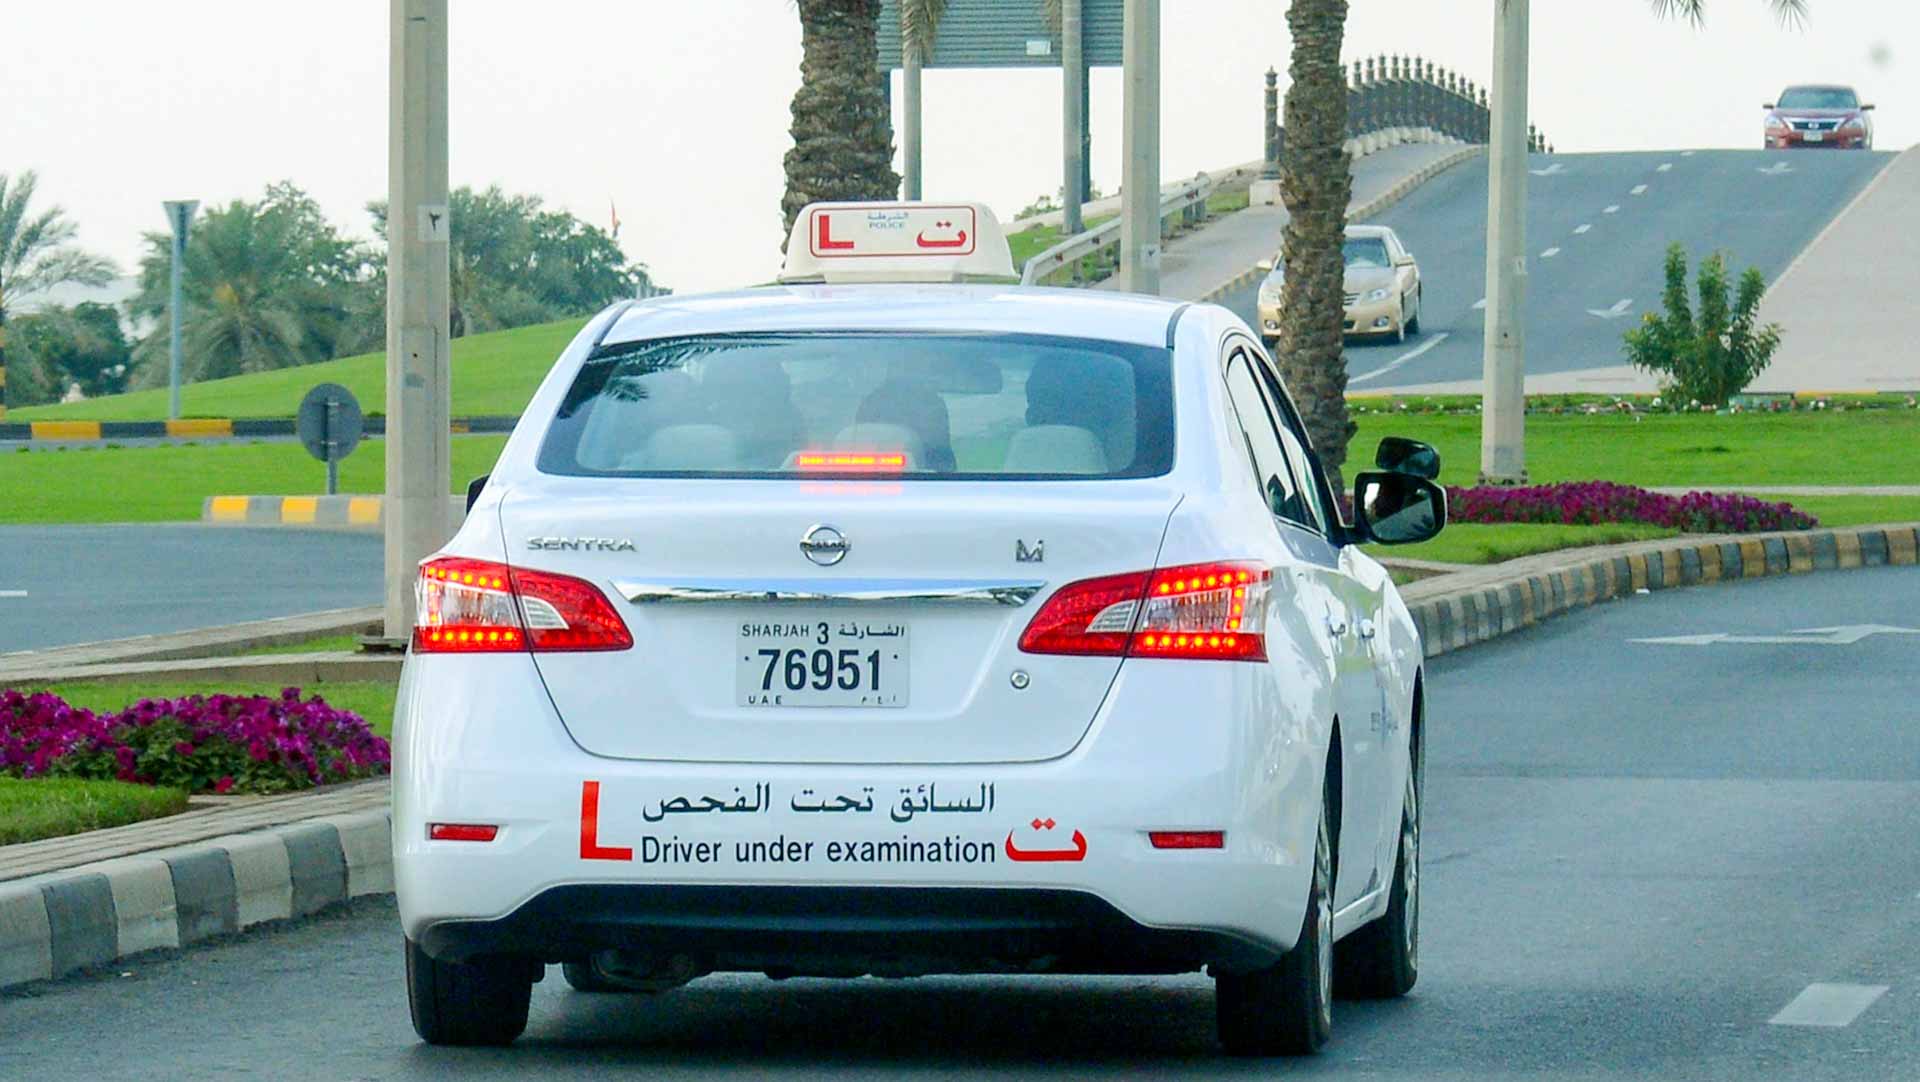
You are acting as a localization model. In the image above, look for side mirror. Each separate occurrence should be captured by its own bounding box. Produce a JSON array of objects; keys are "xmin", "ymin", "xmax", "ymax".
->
[
  {"xmin": 1394, "ymin": 254, "xmax": 1416, "ymax": 267},
  {"xmin": 1352, "ymin": 471, "xmax": 1447, "ymax": 546},
  {"xmin": 1256, "ymin": 258, "xmax": 1275, "ymax": 273},
  {"xmin": 1374, "ymin": 436, "xmax": 1440, "ymax": 480},
  {"xmin": 1862, "ymin": 103, "xmax": 1876, "ymax": 111},
  {"xmin": 1762, "ymin": 102, "xmax": 1776, "ymax": 109},
  {"xmin": 466, "ymin": 474, "xmax": 491, "ymax": 513}
]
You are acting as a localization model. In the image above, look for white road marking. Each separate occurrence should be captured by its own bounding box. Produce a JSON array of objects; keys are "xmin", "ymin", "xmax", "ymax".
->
[
  {"xmin": 1657, "ymin": 162, "xmax": 1673, "ymax": 172},
  {"xmin": 1633, "ymin": 625, "xmax": 1920, "ymax": 647},
  {"xmin": 1540, "ymin": 247, "xmax": 1562, "ymax": 259},
  {"xmin": 1769, "ymin": 983, "xmax": 1889, "ymax": 1028},
  {"xmin": 1529, "ymin": 163, "xmax": 1566, "ymax": 177},
  {"xmin": 1680, "ymin": 149, "xmax": 1696, "ymax": 157},
  {"xmin": 1630, "ymin": 184, "xmax": 1649, "ymax": 195},
  {"xmin": 1350, "ymin": 332, "xmax": 1451, "ymax": 385},
  {"xmin": 1603, "ymin": 204, "xmax": 1621, "ymax": 214},
  {"xmin": 1759, "ymin": 161, "xmax": 1794, "ymax": 176},
  {"xmin": 1472, "ymin": 297, "xmax": 1488, "ymax": 310},
  {"xmin": 1573, "ymin": 224, "xmax": 1592, "ymax": 235},
  {"xmin": 1587, "ymin": 298, "xmax": 1635, "ymax": 319},
  {"xmin": 0, "ymin": 590, "xmax": 27, "ymax": 599}
]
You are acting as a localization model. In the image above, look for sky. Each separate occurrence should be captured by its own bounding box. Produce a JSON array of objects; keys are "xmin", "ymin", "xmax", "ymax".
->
[{"xmin": 5, "ymin": 1, "xmax": 1911, "ymax": 298}]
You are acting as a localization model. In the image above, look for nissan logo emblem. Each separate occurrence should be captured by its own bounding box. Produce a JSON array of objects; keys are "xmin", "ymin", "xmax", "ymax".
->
[{"xmin": 800, "ymin": 524, "xmax": 850, "ymax": 567}]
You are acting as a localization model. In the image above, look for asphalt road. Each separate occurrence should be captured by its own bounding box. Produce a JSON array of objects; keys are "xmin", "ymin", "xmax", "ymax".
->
[
  {"xmin": 4, "ymin": 566, "xmax": 1916, "ymax": 1079},
  {"xmin": 0, "ymin": 525, "xmax": 381, "ymax": 653},
  {"xmin": 1219, "ymin": 149, "xmax": 1893, "ymax": 391}
]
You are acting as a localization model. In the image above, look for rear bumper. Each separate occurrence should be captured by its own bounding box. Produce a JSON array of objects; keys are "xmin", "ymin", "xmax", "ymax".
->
[
  {"xmin": 418, "ymin": 884, "xmax": 1283, "ymax": 975},
  {"xmin": 1766, "ymin": 131, "xmax": 1867, "ymax": 149}
]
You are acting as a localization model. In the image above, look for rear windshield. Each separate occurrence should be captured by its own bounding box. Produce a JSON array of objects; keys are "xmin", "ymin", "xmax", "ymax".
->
[
  {"xmin": 1778, "ymin": 87, "xmax": 1857, "ymax": 110},
  {"xmin": 537, "ymin": 332, "xmax": 1175, "ymax": 480}
]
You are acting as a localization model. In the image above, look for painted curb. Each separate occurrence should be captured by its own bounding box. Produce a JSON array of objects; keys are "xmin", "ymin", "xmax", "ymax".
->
[
  {"xmin": 1403, "ymin": 522, "xmax": 1920, "ymax": 658},
  {"xmin": 201, "ymin": 494, "xmax": 467, "ymax": 531},
  {"xmin": 0, "ymin": 415, "xmax": 517, "ymax": 443},
  {"xmin": 0, "ymin": 811, "xmax": 391, "ymax": 990},
  {"xmin": 0, "ymin": 607, "xmax": 381, "ymax": 683},
  {"xmin": 1197, "ymin": 144, "xmax": 1486, "ymax": 308}
]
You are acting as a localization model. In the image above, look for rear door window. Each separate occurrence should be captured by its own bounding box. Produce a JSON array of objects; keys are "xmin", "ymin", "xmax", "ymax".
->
[
  {"xmin": 1221, "ymin": 350, "xmax": 1315, "ymax": 528},
  {"xmin": 537, "ymin": 332, "xmax": 1174, "ymax": 480}
]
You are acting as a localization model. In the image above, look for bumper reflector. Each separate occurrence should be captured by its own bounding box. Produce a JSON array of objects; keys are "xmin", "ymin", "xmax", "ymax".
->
[
  {"xmin": 1148, "ymin": 830, "xmax": 1225, "ymax": 850},
  {"xmin": 429, "ymin": 823, "xmax": 500, "ymax": 842}
]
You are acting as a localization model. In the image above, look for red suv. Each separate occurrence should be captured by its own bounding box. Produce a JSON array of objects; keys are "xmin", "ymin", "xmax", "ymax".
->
[{"xmin": 1764, "ymin": 85, "xmax": 1875, "ymax": 150}]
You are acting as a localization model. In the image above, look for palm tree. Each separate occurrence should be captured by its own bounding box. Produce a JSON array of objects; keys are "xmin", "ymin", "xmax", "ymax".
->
[
  {"xmin": 1270, "ymin": 0, "xmax": 1355, "ymax": 490},
  {"xmin": 0, "ymin": 171, "xmax": 115, "ymax": 418},
  {"xmin": 898, "ymin": 0, "xmax": 947, "ymax": 200},
  {"xmin": 782, "ymin": 0, "xmax": 902, "ymax": 242},
  {"xmin": 1650, "ymin": 0, "xmax": 1806, "ymax": 25}
]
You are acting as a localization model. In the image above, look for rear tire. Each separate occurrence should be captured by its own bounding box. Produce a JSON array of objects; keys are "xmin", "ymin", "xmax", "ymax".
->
[
  {"xmin": 406, "ymin": 937, "xmax": 534, "ymax": 1046},
  {"xmin": 1216, "ymin": 786, "xmax": 1334, "ymax": 1056},
  {"xmin": 1406, "ymin": 290, "xmax": 1422, "ymax": 335},
  {"xmin": 1336, "ymin": 728, "xmax": 1421, "ymax": 999},
  {"xmin": 562, "ymin": 960, "xmax": 625, "ymax": 993}
]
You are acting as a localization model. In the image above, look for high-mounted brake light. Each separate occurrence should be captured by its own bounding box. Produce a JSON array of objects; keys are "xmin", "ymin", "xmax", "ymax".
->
[
  {"xmin": 794, "ymin": 450, "xmax": 909, "ymax": 472},
  {"xmin": 414, "ymin": 557, "xmax": 632, "ymax": 654},
  {"xmin": 1018, "ymin": 561, "xmax": 1270, "ymax": 662}
]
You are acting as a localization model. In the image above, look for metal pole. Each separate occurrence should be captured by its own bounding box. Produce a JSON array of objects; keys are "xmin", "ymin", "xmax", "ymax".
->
[
  {"xmin": 1062, "ymin": 0, "xmax": 1085, "ymax": 234},
  {"xmin": 1118, "ymin": 0, "xmax": 1160, "ymax": 295},
  {"xmin": 162, "ymin": 200, "xmax": 197, "ymax": 421},
  {"xmin": 903, "ymin": 45, "xmax": 923, "ymax": 200},
  {"xmin": 325, "ymin": 396, "xmax": 340, "ymax": 496},
  {"xmin": 385, "ymin": 0, "xmax": 452, "ymax": 640},
  {"xmin": 1480, "ymin": 0, "xmax": 1529, "ymax": 483},
  {"xmin": 1262, "ymin": 69, "xmax": 1280, "ymax": 180}
]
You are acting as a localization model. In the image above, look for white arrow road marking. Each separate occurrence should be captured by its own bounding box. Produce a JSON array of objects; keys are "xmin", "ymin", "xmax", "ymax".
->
[
  {"xmin": 1472, "ymin": 297, "xmax": 1488, "ymax": 310},
  {"xmin": 1657, "ymin": 162, "xmax": 1673, "ymax": 172},
  {"xmin": 1529, "ymin": 163, "xmax": 1566, "ymax": 177},
  {"xmin": 1586, "ymin": 298, "xmax": 1634, "ymax": 319},
  {"xmin": 1632, "ymin": 624, "xmax": 1920, "ymax": 646},
  {"xmin": 1573, "ymin": 224, "xmax": 1592, "ymax": 235},
  {"xmin": 1603, "ymin": 204, "xmax": 1620, "ymax": 214},
  {"xmin": 1350, "ymin": 332, "xmax": 1451, "ymax": 385},
  {"xmin": 1630, "ymin": 184, "xmax": 1649, "ymax": 195},
  {"xmin": 1758, "ymin": 161, "xmax": 1794, "ymax": 175},
  {"xmin": 1540, "ymin": 247, "xmax": 1562, "ymax": 259},
  {"xmin": 1770, "ymin": 984, "xmax": 1889, "ymax": 1028}
]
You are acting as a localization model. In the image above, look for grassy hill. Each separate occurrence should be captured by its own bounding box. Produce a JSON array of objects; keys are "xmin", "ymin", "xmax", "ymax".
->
[{"xmin": 12, "ymin": 318, "xmax": 588, "ymax": 422}]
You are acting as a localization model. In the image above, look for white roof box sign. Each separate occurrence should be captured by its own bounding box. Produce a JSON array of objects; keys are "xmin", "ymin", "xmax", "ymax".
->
[{"xmin": 779, "ymin": 202, "xmax": 1016, "ymax": 284}]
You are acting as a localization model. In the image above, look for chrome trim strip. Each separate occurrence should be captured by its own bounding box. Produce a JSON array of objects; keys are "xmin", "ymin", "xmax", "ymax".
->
[{"xmin": 614, "ymin": 578, "xmax": 1047, "ymax": 607}]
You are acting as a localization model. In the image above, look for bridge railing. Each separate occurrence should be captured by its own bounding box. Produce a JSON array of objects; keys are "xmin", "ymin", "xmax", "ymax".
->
[{"xmin": 1019, "ymin": 172, "xmax": 1215, "ymax": 287}]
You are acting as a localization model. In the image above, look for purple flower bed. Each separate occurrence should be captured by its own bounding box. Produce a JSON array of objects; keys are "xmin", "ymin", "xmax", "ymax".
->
[
  {"xmin": 1445, "ymin": 481, "xmax": 1817, "ymax": 533},
  {"xmin": 1, "ymin": 688, "xmax": 390, "ymax": 795}
]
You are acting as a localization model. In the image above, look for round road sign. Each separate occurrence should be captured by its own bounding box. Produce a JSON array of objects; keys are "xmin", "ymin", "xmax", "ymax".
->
[{"xmin": 296, "ymin": 383, "xmax": 365, "ymax": 463}]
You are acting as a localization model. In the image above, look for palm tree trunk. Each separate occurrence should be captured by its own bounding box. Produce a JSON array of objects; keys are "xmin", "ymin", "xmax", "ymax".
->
[
  {"xmin": 782, "ymin": 0, "xmax": 901, "ymax": 242},
  {"xmin": 1274, "ymin": 0, "xmax": 1356, "ymax": 492},
  {"xmin": 0, "ymin": 297, "xmax": 9, "ymax": 421}
]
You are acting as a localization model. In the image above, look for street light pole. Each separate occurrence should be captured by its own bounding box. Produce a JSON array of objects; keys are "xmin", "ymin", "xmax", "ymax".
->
[
  {"xmin": 1118, "ymin": 0, "xmax": 1160, "ymax": 295},
  {"xmin": 384, "ymin": 0, "xmax": 452, "ymax": 641},
  {"xmin": 162, "ymin": 200, "xmax": 198, "ymax": 421},
  {"xmin": 1480, "ymin": 0, "xmax": 1529, "ymax": 483},
  {"xmin": 902, "ymin": 38, "xmax": 923, "ymax": 200},
  {"xmin": 1061, "ymin": 0, "xmax": 1085, "ymax": 234}
]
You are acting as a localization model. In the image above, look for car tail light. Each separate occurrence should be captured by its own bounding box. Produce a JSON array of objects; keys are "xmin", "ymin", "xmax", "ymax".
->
[
  {"xmin": 1149, "ymin": 830, "xmax": 1225, "ymax": 850},
  {"xmin": 414, "ymin": 556, "xmax": 632, "ymax": 653},
  {"xmin": 1018, "ymin": 561, "xmax": 1270, "ymax": 661},
  {"xmin": 429, "ymin": 823, "xmax": 500, "ymax": 842}
]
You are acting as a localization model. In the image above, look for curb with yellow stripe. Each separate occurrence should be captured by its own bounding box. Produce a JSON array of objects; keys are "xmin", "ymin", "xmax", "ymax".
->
[
  {"xmin": 202, "ymin": 495, "xmax": 467, "ymax": 530},
  {"xmin": 0, "ymin": 415, "xmax": 517, "ymax": 443}
]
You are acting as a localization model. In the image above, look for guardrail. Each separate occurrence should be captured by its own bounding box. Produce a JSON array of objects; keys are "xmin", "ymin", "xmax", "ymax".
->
[{"xmin": 1019, "ymin": 172, "xmax": 1215, "ymax": 287}]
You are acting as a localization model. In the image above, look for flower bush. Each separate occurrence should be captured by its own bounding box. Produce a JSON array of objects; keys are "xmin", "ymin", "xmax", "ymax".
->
[
  {"xmin": 1, "ymin": 688, "xmax": 389, "ymax": 795},
  {"xmin": 1445, "ymin": 481, "xmax": 1816, "ymax": 533}
]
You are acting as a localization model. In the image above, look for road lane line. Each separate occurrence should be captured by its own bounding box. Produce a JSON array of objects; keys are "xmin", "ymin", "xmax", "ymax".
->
[
  {"xmin": 1350, "ymin": 332, "xmax": 1450, "ymax": 385},
  {"xmin": 1769, "ymin": 983, "xmax": 1889, "ymax": 1027},
  {"xmin": 1657, "ymin": 162, "xmax": 1673, "ymax": 172},
  {"xmin": 1630, "ymin": 184, "xmax": 1649, "ymax": 195},
  {"xmin": 1541, "ymin": 247, "xmax": 1562, "ymax": 259},
  {"xmin": 1603, "ymin": 204, "xmax": 1620, "ymax": 214},
  {"xmin": 1472, "ymin": 297, "xmax": 1488, "ymax": 310},
  {"xmin": 1680, "ymin": 149, "xmax": 1696, "ymax": 156},
  {"xmin": 1573, "ymin": 224, "xmax": 1592, "ymax": 234},
  {"xmin": 0, "ymin": 590, "xmax": 27, "ymax": 599}
]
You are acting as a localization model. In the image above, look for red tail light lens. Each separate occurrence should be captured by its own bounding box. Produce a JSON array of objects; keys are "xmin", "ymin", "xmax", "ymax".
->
[
  {"xmin": 1149, "ymin": 830, "xmax": 1226, "ymax": 850},
  {"xmin": 414, "ymin": 557, "xmax": 632, "ymax": 653},
  {"xmin": 429, "ymin": 823, "xmax": 500, "ymax": 842},
  {"xmin": 1019, "ymin": 561, "xmax": 1269, "ymax": 662}
]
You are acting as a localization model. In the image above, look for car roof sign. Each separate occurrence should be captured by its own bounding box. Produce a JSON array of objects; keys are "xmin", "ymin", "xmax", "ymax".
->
[{"xmin": 779, "ymin": 201, "xmax": 1017, "ymax": 284}]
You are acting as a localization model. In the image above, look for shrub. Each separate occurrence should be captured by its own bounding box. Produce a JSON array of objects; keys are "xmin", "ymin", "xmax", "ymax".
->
[
  {"xmin": 1445, "ymin": 481, "xmax": 1816, "ymax": 533},
  {"xmin": 1, "ymin": 688, "xmax": 389, "ymax": 795},
  {"xmin": 1623, "ymin": 243, "xmax": 1782, "ymax": 408}
]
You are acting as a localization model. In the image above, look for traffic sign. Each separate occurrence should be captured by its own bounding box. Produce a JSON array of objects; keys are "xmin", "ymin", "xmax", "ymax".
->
[{"xmin": 296, "ymin": 383, "xmax": 364, "ymax": 495}]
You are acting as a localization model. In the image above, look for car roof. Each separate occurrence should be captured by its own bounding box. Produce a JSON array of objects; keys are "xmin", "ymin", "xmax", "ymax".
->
[
  {"xmin": 1346, "ymin": 225, "xmax": 1395, "ymax": 239},
  {"xmin": 595, "ymin": 285, "xmax": 1187, "ymax": 350},
  {"xmin": 1781, "ymin": 83, "xmax": 1856, "ymax": 92}
]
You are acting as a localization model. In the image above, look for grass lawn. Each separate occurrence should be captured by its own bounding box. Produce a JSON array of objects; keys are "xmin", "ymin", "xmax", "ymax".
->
[
  {"xmin": 12, "ymin": 318, "xmax": 585, "ymax": 422},
  {"xmin": 0, "ymin": 436, "xmax": 507, "ymax": 524},
  {"xmin": 0, "ymin": 777, "xmax": 191, "ymax": 846},
  {"xmin": 1351, "ymin": 411, "xmax": 1920, "ymax": 488},
  {"xmin": 36, "ymin": 681, "xmax": 399, "ymax": 740},
  {"xmin": 1007, "ymin": 213, "xmax": 1117, "ymax": 270},
  {"xmin": 1373, "ymin": 523, "xmax": 1681, "ymax": 566},
  {"xmin": 238, "ymin": 634, "xmax": 363, "ymax": 656},
  {"xmin": 1771, "ymin": 495, "xmax": 1920, "ymax": 528}
]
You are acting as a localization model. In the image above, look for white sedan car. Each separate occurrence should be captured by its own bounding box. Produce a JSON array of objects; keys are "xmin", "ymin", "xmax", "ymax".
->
[{"xmin": 394, "ymin": 202, "xmax": 1445, "ymax": 1057}]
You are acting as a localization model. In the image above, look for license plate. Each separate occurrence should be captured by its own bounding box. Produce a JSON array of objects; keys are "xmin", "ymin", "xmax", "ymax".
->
[
  {"xmin": 736, "ymin": 617, "xmax": 909, "ymax": 707},
  {"xmin": 1804, "ymin": 132, "xmax": 1824, "ymax": 142}
]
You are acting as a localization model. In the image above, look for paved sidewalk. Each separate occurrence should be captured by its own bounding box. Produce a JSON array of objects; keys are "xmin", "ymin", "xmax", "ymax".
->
[{"xmin": 1100, "ymin": 141, "xmax": 1480, "ymax": 303}]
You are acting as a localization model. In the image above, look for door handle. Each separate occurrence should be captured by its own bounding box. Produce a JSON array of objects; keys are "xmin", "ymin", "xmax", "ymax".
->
[
  {"xmin": 1357, "ymin": 619, "xmax": 1377, "ymax": 641},
  {"xmin": 1326, "ymin": 613, "xmax": 1349, "ymax": 638}
]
